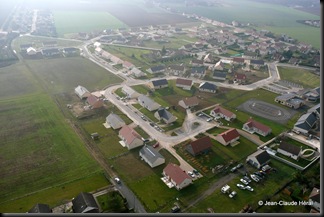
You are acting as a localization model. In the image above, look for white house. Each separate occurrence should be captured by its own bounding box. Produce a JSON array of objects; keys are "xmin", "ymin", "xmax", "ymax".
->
[
  {"xmin": 277, "ymin": 142, "xmax": 301, "ymax": 161},
  {"xmin": 139, "ymin": 145, "xmax": 165, "ymax": 168}
]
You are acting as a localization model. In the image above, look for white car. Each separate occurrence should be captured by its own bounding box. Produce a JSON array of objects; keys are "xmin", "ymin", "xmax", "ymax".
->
[
  {"xmin": 236, "ymin": 184, "xmax": 245, "ymax": 190},
  {"xmin": 188, "ymin": 171, "xmax": 195, "ymax": 178},
  {"xmin": 245, "ymin": 186, "xmax": 254, "ymax": 192},
  {"xmin": 240, "ymin": 178, "xmax": 249, "ymax": 185},
  {"xmin": 250, "ymin": 174, "xmax": 260, "ymax": 182},
  {"xmin": 229, "ymin": 191, "xmax": 237, "ymax": 198},
  {"xmin": 114, "ymin": 177, "xmax": 121, "ymax": 184}
]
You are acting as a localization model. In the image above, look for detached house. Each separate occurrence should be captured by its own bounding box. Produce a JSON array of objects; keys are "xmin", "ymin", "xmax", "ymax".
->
[
  {"xmin": 154, "ymin": 107, "xmax": 177, "ymax": 124},
  {"xmin": 212, "ymin": 70, "xmax": 227, "ymax": 81},
  {"xmin": 246, "ymin": 149, "xmax": 271, "ymax": 169},
  {"xmin": 243, "ymin": 118, "xmax": 271, "ymax": 137},
  {"xmin": 139, "ymin": 145, "xmax": 165, "ymax": 168},
  {"xmin": 215, "ymin": 128, "xmax": 240, "ymax": 146},
  {"xmin": 277, "ymin": 141, "xmax": 301, "ymax": 161},
  {"xmin": 186, "ymin": 136, "xmax": 213, "ymax": 156},
  {"xmin": 122, "ymin": 86, "xmax": 140, "ymax": 99},
  {"xmin": 210, "ymin": 105, "xmax": 236, "ymax": 121},
  {"xmin": 169, "ymin": 65, "xmax": 185, "ymax": 75},
  {"xmin": 86, "ymin": 94, "xmax": 104, "ymax": 109},
  {"xmin": 175, "ymin": 78, "xmax": 193, "ymax": 90},
  {"xmin": 234, "ymin": 73, "xmax": 247, "ymax": 84},
  {"xmin": 163, "ymin": 163, "xmax": 192, "ymax": 190},
  {"xmin": 152, "ymin": 79, "xmax": 168, "ymax": 90},
  {"xmin": 147, "ymin": 65, "xmax": 166, "ymax": 74},
  {"xmin": 75, "ymin": 85, "xmax": 91, "ymax": 99},
  {"xmin": 119, "ymin": 125, "xmax": 143, "ymax": 150},
  {"xmin": 72, "ymin": 192, "xmax": 99, "ymax": 213},
  {"xmin": 191, "ymin": 67, "xmax": 206, "ymax": 78},
  {"xmin": 106, "ymin": 113, "xmax": 125, "ymax": 130},
  {"xmin": 199, "ymin": 82, "xmax": 217, "ymax": 93},
  {"xmin": 293, "ymin": 112, "xmax": 317, "ymax": 135},
  {"xmin": 138, "ymin": 95, "xmax": 161, "ymax": 111},
  {"xmin": 232, "ymin": 57, "xmax": 245, "ymax": 65},
  {"xmin": 178, "ymin": 96, "xmax": 199, "ymax": 109}
]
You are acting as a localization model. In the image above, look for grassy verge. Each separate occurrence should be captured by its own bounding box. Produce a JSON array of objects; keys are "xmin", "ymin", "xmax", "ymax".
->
[{"xmin": 277, "ymin": 66, "xmax": 320, "ymax": 88}]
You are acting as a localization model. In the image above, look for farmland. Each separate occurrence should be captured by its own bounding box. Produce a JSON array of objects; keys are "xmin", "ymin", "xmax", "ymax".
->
[
  {"xmin": 164, "ymin": 0, "xmax": 320, "ymax": 49},
  {"xmin": 53, "ymin": 11, "xmax": 128, "ymax": 37}
]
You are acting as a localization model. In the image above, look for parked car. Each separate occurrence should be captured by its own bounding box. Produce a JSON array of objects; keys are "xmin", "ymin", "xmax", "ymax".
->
[
  {"xmin": 171, "ymin": 205, "xmax": 180, "ymax": 213},
  {"xmin": 230, "ymin": 166, "xmax": 237, "ymax": 172},
  {"xmin": 188, "ymin": 171, "xmax": 195, "ymax": 178},
  {"xmin": 206, "ymin": 118, "xmax": 213, "ymax": 122},
  {"xmin": 236, "ymin": 184, "xmax": 245, "ymax": 190},
  {"xmin": 240, "ymin": 178, "xmax": 249, "ymax": 185},
  {"xmin": 193, "ymin": 169, "xmax": 199, "ymax": 175},
  {"xmin": 229, "ymin": 191, "xmax": 237, "ymax": 198},
  {"xmin": 149, "ymin": 122, "xmax": 155, "ymax": 127},
  {"xmin": 243, "ymin": 176, "xmax": 252, "ymax": 183},
  {"xmin": 236, "ymin": 163, "xmax": 243, "ymax": 169},
  {"xmin": 250, "ymin": 174, "xmax": 259, "ymax": 182},
  {"xmin": 245, "ymin": 186, "xmax": 254, "ymax": 192},
  {"xmin": 114, "ymin": 177, "xmax": 121, "ymax": 184}
]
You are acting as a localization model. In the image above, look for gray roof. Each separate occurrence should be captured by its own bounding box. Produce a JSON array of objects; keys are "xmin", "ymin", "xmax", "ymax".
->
[
  {"xmin": 152, "ymin": 79, "xmax": 168, "ymax": 87},
  {"xmin": 199, "ymin": 82, "xmax": 216, "ymax": 91},
  {"xmin": 72, "ymin": 192, "xmax": 99, "ymax": 213},
  {"xmin": 308, "ymin": 104, "xmax": 320, "ymax": 114},
  {"xmin": 156, "ymin": 107, "xmax": 173, "ymax": 121},
  {"xmin": 122, "ymin": 86, "xmax": 138, "ymax": 96},
  {"xmin": 75, "ymin": 85, "xmax": 90, "ymax": 97},
  {"xmin": 138, "ymin": 95, "xmax": 160, "ymax": 108},
  {"xmin": 212, "ymin": 70, "xmax": 227, "ymax": 78},
  {"xmin": 278, "ymin": 142, "xmax": 301, "ymax": 156},
  {"xmin": 150, "ymin": 65, "xmax": 165, "ymax": 72},
  {"xmin": 28, "ymin": 204, "xmax": 52, "ymax": 213},
  {"xmin": 106, "ymin": 113, "xmax": 125, "ymax": 129},
  {"xmin": 191, "ymin": 67, "xmax": 206, "ymax": 74},
  {"xmin": 294, "ymin": 112, "xmax": 317, "ymax": 130},
  {"xmin": 139, "ymin": 145, "xmax": 165, "ymax": 165},
  {"xmin": 250, "ymin": 59, "xmax": 264, "ymax": 65},
  {"xmin": 275, "ymin": 93, "xmax": 296, "ymax": 101},
  {"xmin": 249, "ymin": 149, "xmax": 270, "ymax": 165},
  {"xmin": 169, "ymin": 65, "xmax": 185, "ymax": 71}
]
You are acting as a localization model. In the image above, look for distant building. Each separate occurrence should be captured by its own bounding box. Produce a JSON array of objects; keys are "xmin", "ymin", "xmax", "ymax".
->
[
  {"xmin": 175, "ymin": 78, "xmax": 193, "ymax": 90},
  {"xmin": 178, "ymin": 96, "xmax": 199, "ymax": 109},
  {"xmin": 152, "ymin": 79, "xmax": 168, "ymax": 90},
  {"xmin": 199, "ymin": 82, "xmax": 216, "ymax": 93},
  {"xmin": 147, "ymin": 65, "xmax": 166, "ymax": 74}
]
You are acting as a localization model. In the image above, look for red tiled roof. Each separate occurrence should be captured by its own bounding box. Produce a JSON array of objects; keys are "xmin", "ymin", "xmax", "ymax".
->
[
  {"xmin": 233, "ymin": 57, "xmax": 245, "ymax": 63},
  {"xmin": 176, "ymin": 78, "xmax": 193, "ymax": 86},
  {"xmin": 234, "ymin": 73, "xmax": 246, "ymax": 80},
  {"xmin": 246, "ymin": 118, "xmax": 271, "ymax": 133},
  {"xmin": 218, "ymin": 128, "xmax": 240, "ymax": 143},
  {"xmin": 87, "ymin": 94, "xmax": 99, "ymax": 106},
  {"xmin": 163, "ymin": 163, "xmax": 191, "ymax": 185},
  {"xmin": 119, "ymin": 125, "xmax": 142, "ymax": 146},
  {"xmin": 189, "ymin": 136, "xmax": 213, "ymax": 155},
  {"xmin": 212, "ymin": 105, "xmax": 235, "ymax": 118}
]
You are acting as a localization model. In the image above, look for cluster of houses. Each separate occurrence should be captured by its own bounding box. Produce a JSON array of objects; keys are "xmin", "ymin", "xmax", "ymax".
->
[{"xmin": 20, "ymin": 41, "xmax": 80, "ymax": 58}]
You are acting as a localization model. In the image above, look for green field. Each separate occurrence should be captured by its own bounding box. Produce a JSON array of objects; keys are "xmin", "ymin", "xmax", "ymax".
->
[
  {"xmin": 165, "ymin": 0, "xmax": 320, "ymax": 49},
  {"xmin": 53, "ymin": 11, "xmax": 128, "ymax": 37},
  {"xmin": 0, "ymin": 94, "xmax": 103, "ymax": 212},
  {"xmin": 277, "ymin": 66, "xmax": 320, "ymax": 88}
]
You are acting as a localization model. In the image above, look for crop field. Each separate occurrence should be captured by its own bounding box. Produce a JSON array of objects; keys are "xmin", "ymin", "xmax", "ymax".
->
[
  {"xmin": 0, "ymin": 94, "xmax": 102, "ymax": 212},
  {"xmin": 53, "ymin": 11, "xmax": 128, "ymax": 37},
  {"xmin": 277, "ymin": 66, "xmax": 320, "ymax": 88},
  {"xmin": 24, "ymin": 57, "xmax": 123, "ymax": 94},
  {"xmin": 106, "ymin": 3, "xmax": 194, "ymax": 27},
  {"xmin": 165, "ymin": 0, "xmax": 320, "ymax": 49}
]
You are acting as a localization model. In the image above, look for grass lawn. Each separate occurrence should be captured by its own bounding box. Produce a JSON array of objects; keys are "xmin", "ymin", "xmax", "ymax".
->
[
  {"xmin": 187, "ymin": 158, "xmax": 297, "ymax": 213},
  {"xmin": 0, "ymin": 94, "xmax": 102, "ymax": 212},
  {"xmin": 0, "ymin": 171, "xmax": 109, "ymax": 213},
  {"xmin": 53, "ymin": 11, "xmax": 128, "ymax": 37},
  {"xmin": 277, "ymin": 66, "xmax": 320, "ymax": 88},
  {"xmin": 96, "ymin": 190, "xmax": 128, "ymax": 213}
]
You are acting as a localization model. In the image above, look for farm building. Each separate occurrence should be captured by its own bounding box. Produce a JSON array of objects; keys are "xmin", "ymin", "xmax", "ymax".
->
[
  {"xmin": 154, "ymin": 107, "xmax": 176, "ymax": 124},
  {"xmin": 215, "ymin": 128, "xmax": 240, "ymax": 146},
  {"xmin": 163, "ymin": 163, "xmax": 192, "ymax": 190},
  {"xmin": 210, "ymin": 105, "xmax": 236, "ymax": 121},
  {"xmin": 199, "ymin": 82, "xmax": 216, "ymax": 93},
  {"xmin": 106, "ymin": 113, "xmax": 125, "ymax": 130},
  {"xmin": 72, "ymin": 192, "xmax": 99, "ymax": 213},
  {"xmin": 178, "ymin": 96, "xmax": 199, "ymax": 109},
  {"xmin": 246, "ymin": 149, "xmax": 270, "ymax": 169},
  {"xmin": 139, "ymin": 145, "xmax": 165, "ymax": 168},
  {"xmin": 75, "ymin": 85, "xmax": 91, "ymax": 99},
  {"xmin": 138, "ymin": 95, "xmax": 160, "ymax": 111},
  {"xmin": 119, "ymin": 125, "xmax": 143, "ymax": 150},
  {"xmin": 186, "ymin": 136, "xmax": 212, "ymax": 156},
  {"xmin": 242, "ymin": 118, "xmax": 271, "ymax": 137}
]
